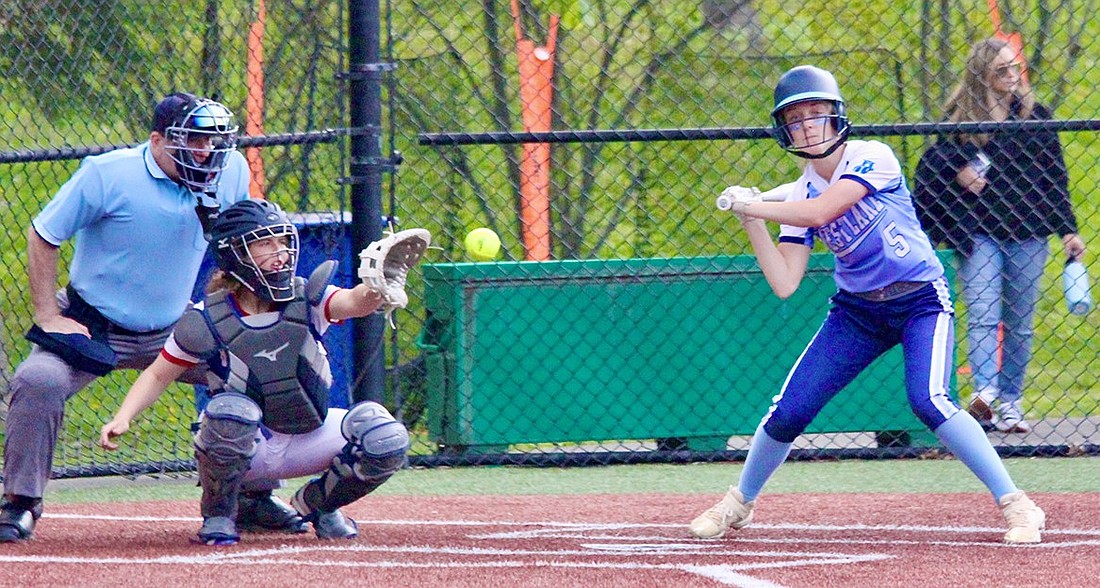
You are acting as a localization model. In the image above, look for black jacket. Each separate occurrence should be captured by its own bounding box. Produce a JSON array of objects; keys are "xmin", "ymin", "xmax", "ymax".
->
[{"xmin": 913, "ymin": 100, "xmax": 1078, "ymax": 253}]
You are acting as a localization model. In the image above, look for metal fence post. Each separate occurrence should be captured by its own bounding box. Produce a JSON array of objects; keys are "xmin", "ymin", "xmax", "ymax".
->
[{"xmin": 347, "ymin": 0, "xmax": 385, "ymax": 403}]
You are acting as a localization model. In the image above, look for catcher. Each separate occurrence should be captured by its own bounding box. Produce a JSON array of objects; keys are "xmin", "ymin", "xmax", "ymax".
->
[{"xmin": 99, "ymin": 199, "xmax": 430, "ymax": 545}]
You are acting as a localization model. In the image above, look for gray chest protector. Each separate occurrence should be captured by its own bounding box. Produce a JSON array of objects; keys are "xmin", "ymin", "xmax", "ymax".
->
[{"xmin": 177, "ymin": 261, "xmax": 338, "ymax": 434}]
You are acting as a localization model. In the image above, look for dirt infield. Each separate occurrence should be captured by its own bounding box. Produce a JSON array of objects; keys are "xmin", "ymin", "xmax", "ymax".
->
[{"xmin": 2, "ymin": 493, "xmax": 1096, "ymax": 588}]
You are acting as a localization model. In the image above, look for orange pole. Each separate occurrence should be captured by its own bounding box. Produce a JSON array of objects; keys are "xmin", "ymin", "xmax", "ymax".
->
[
  {"xmin": 987, "ymin": 0, "xmax": 1029, "ymax": 84},
  {"xmin": 245, "ymin": 0, "xmax": 267, "ymax": 199},
  {"xmin": 511, "ymin": 0, "xmax": 557, "ymax": 261},
  {"xmin": 986, "ymin": 0, "xmax": 1004, "ymax": 32}
]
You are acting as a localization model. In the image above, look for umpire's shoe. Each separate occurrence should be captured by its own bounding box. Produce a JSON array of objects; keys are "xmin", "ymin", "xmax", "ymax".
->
[
  {"xmin": 236, "ymin": 491, "xmax": 308, "ymax": 534},
  {"xmin": 0, "ymin": 495, "xmax": 43, "ymax": 543}
]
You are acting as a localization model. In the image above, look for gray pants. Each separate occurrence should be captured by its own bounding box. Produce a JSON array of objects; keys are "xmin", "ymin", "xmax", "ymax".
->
[{"xmin": 2, "ymin": 328, "xmax": 209, "ymax": 498}]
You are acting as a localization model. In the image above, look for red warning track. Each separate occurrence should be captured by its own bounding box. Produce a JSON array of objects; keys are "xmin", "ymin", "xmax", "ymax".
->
[{"xmin": 1, "ymin": 493, "xmax": 1095, "ymax": 588}]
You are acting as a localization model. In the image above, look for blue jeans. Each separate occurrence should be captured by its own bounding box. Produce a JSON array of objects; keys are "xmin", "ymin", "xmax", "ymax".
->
[{"xmin": 959, "ymin": 234, "xmax": 1049, "ymax": 403}]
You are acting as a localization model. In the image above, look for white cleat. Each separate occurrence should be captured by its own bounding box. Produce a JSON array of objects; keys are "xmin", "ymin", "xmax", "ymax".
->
[
  {"xmin": 689, "ymin": 486, "xmax": 755, "ymax": 539},
  {"xmin": 1000, "ymin": 491, "xmax": 1045, "ymax": 544},
  {"xmin": 993, "ymin": 400, "xmax": 1032, "ymax": 433}
]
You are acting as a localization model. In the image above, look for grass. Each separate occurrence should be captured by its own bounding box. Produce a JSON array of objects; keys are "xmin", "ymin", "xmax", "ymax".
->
[{"xmin": 41, "ymin": 455, "xmax": 1100, "ymax": 506}]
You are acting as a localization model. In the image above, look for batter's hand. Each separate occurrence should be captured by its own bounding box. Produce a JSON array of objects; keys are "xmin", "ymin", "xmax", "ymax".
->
[
  {"xmin": 716, "ymin": 186, "xmax": 762, "ymax": 211},
  {"xmin": 1063, "ymin": 233, "xmax": 1086, "ymax": 262},
  {"xmin": 99, "ymin": 419, "xmax": 131, "ymax": 451}
]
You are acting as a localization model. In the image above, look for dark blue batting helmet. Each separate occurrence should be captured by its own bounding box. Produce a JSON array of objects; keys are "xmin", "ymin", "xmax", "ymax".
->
[{"xmin": 771, "ymin": 66, "xmax": 850, "ymax": 158}]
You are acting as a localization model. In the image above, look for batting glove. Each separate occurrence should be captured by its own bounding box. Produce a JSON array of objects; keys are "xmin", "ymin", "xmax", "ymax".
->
[{"xmin": 716, "ymin": 186, "xmax": 762, "ymax": 211}]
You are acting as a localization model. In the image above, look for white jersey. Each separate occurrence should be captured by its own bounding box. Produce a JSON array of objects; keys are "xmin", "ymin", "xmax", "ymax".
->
[{"xmin": 777, "ymin": 140, "xmax": 944, "ymax": 293}]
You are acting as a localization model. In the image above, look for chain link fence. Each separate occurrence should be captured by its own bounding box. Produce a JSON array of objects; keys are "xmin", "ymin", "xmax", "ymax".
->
[
  {"xmin": 1, "ymin": 1, "xmax": 1097, "ymax": 480},
  {"xmin": 392, "ymin": 1, "xmax": 1098, "ymax": 464},
  {"xmin": 0, "ymin": 0, "xmax": 352, "ymax": 478}
]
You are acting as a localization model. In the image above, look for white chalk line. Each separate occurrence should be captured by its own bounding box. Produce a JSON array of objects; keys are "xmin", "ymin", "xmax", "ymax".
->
[
  {"xmin": 28, "ymin": 515, "xmax": 1100, "ymax": 588},
  {"xmin": 0, "ymin": 544, "xmax": 890, "ymax": 588},
  {"xmin": 47, "ymin": 514, "xmax": 1100, "ymax": 537}
]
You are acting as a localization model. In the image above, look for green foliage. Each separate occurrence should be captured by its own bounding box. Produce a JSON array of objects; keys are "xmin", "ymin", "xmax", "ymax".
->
[{"xmin": 387, "ymin": 0, "xmax": 1099, "ymax": 425}]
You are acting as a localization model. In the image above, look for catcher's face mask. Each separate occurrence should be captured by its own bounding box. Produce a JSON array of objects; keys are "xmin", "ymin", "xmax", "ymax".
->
[
  {"xmin": 227, "ymin": 224, "xmax": 300, "ymax": 302},
  {"xmin": 211, "ymin": 199, "xmax": 300, "ymax": 303}
]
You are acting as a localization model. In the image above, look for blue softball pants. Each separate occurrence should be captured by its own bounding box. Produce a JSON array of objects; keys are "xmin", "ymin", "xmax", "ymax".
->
[{"xmin": 761, "ymin": 277, "xmax": 961, "ymax": 443}]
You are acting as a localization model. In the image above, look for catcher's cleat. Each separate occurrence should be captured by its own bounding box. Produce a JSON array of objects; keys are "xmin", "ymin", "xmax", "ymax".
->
[
  {"xmin": 193, "ymin": 516, "xmax": 240, "ymax": 546},
  {"xmin": 311, "ymin": 509, "xmax": 359, "ymax": 540},
  {"xmin": 1000, "ymin": 491, "xmax": 1045, "ymax": 544},
  {"xmin": 236, "ymin": 491, "xmax": 308, "ymax": 534},
  {"xmin": 689, "ymin": 486, "xmax": 755, "ymax": 539},
  {"xmin": 0, "ymin": 496, "xmax": 42, "ymax": 543}
]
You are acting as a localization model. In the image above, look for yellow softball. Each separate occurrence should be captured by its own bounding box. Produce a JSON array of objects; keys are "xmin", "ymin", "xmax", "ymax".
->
[{"xmin": 464, "ymin": 227, "xmax": 501, "ymax": 261}]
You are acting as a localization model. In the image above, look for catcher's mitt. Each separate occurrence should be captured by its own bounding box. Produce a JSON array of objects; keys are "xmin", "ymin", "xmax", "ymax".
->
[{"xmin": 358, "ymin": 228, "xmax": 432, "ymax": 324}]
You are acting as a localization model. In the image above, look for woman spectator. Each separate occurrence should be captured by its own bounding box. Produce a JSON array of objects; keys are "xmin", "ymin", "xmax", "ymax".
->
[{"xmin": 914, "ymin": 38, "xmax": 1086, "ymax": 433}]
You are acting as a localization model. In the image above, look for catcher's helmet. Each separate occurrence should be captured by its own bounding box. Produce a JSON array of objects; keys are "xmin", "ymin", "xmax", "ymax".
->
[
  {"xmin": 770, "ymin": 65, "xmax": 850, "ymax": 159},
  {"xmin": 155, "ymin": 93, "xmax": 239, "ymax": 193},
  {"xmin": 210, "ymin": 200, "xmax": 299, "ymax": 302}
]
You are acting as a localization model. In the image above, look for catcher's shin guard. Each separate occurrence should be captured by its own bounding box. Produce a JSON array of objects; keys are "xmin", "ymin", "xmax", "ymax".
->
[
  {"xmin": 194, "ymin": 393, "xmax": 261, "ymax": 520},
  {"xmin": 194, "ymin": 516, "xmax": 240, "ymax": 546},
  {"xmin": 292, "ymin": 402, "xmax": 408, "ymax": 524}
]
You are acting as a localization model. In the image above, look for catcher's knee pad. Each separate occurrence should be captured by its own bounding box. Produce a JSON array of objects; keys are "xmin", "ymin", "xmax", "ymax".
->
[
  {"xmin": 195, "ymin": 393, "xmax": 261, "ymax": 481},
  {"xmin": 341, "ymin": 401, "xmax": 409, "ymax": 481},
  {"xmin": 294, "ymin": 403, "xmax": 408, "ymax": 517}
]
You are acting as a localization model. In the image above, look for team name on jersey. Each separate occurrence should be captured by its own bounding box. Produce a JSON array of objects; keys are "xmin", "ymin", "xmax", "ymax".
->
[{"xmin": 817, "ymin": 195, "xmax": 887, "ymax": 258}]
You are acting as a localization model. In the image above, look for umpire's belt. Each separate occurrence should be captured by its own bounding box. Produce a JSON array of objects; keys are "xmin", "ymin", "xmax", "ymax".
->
[
  {"xmin": 843, "ymin": 281, "xmax": 929, "ymax": 302},
  {"xmin": 65, "ymin": 285, "xmax": 162, "ymax": 336}
]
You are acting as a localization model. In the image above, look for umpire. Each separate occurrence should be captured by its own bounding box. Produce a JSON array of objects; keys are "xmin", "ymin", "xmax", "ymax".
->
[{"xmin": 0, "ymin": 93, "xmax": 279, "ymax": 543}]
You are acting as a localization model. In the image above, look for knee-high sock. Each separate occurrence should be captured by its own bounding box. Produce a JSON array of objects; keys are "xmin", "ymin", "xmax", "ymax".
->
[
  {"xmin": 935, "ymin": 411, "xmax": 1018, "ymax": 501},
  {"xmin": 737, "ymin": 425, "xmax": 793, "ymax": 502}
]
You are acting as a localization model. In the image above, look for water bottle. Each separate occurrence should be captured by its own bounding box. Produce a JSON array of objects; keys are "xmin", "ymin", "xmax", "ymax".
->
[{"xmin": 1063, "ymin": 258, "xmax": 1092, "ymax": 315}]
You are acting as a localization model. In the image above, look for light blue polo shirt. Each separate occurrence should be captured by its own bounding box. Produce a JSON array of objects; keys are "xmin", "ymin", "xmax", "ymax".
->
[{"xmin": 33, "ymin": 142, "xmax": 250, "ymax": 331}]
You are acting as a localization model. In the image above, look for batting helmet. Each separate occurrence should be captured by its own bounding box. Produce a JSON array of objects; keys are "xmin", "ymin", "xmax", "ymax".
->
[
  {"xmin": 154, "ymin": 93, "xmax": 239, "ymax": 193},
  {"xmin": 210, "ymin": 200, "xmax": 300, "ymax": 302},
  {"xmin": 770, "ymin": 66, "xmax": 850, "ymax": 158}
]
